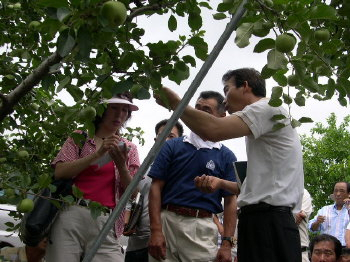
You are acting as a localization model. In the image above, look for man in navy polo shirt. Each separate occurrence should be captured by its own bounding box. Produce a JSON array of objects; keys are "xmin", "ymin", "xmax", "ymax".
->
[{"xmin": 148, "ymin": 91, "xmax": 237, "ymax": 262}]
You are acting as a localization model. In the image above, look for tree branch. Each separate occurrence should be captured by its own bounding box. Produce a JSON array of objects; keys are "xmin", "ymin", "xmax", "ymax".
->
[{"xmin": 0, "ymin": 51, "xmax": 63, "ymax": 122}]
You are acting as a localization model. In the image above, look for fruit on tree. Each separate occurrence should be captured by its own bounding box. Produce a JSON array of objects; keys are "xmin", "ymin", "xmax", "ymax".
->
[
  {"xmin": 13, "ymin": 2, "xmax": 21, "ymax": 9},
  {"xmin": 101, "ymin": 1, "xmax": 127, "ymax": 27},
  {"xmin": 314, "ymin": 29, "xmax": 330, "ymax": 42},
  {"xmin": 79, "ymin": 106, "xmax": 96, "ymax": 120},
  {"xmin": 4, "ymin": 188, "xmax": 15, "ymax": 198},
  {"xmin": 275, "ymin": 33, "xmax": 296, "ymax": 53},
  {"xmin": 17, "ymin": 150, "xmax": 29, "ymax": 159},
  {"xmin": 17, "ymin": 198, "xmax": 34, "ymax": 213},
  {"xmin": 0, "ymin": 157, "xmax": 6, "ymax": 163},
  {"xmin": 29, "ymin": 21, "xmax": 41, "ymax": 29},
  {"xmin": 287, "ymin": 75, "xmax": 300, "ymax": 86}
]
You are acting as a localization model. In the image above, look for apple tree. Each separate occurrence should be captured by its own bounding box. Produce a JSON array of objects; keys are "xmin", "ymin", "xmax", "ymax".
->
[
  {"xmin": 301, "ymin": 113, "xmax": 350, "ymax": 213},
  {"xmin": 0, "ymin": 0, "xmax": 349, "ymax": 219}
]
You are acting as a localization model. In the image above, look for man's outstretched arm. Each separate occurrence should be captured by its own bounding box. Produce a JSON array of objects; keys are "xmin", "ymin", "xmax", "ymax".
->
[{"xmin": 154, "ymin": 87, "xmax": 251, "ymax": 142}]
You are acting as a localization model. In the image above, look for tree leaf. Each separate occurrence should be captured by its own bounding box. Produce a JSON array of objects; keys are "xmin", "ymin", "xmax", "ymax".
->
[
  {"xmin": 57, "ymin": 31, "xmax": 75, "ymax": 57},
  {"xmin": 309, "ymin": 4, "xmax": 337, "ymax": 20},
  {"xmin": 56, "ymin": 76, "xmax": 71, "ymax": 92},
  {"xmin": 268, "ymin": 98, "xmax": 282, "ymax": 107},
  {"xmin": 271, "ymin": 86, "xmax": 283, "ymax": 100},
  {"xmin": 267, "ymin": 49, "xmax": 288, "ymax": 70},
  {"xmin": 299, "ymin": 117, "xmax": 314, "ymax": 123},
  {"xmin": 271, "ymin": 114, "xmax": 286, "ymax": 121},
  {"xmin": 213, "ymin": 13, "xmax": 227, "ymax": 20},
  {"xmin": 182, "ymin": 55, "xmax": 196, "ymax": 67},
  {"xmin": 188, "ymin": 12, "xmax": 202, "ymax": 31},
  {"xmin": 57, "ymin": 7, "xmax": 71, "ymax": 22},
  {"xmin": 37, "ymin": 0, "xmax": 69, "ymax": 8},
  {"xmin": 235, "ymin": 23, "xmax": 253, "ymax": 48},
  {"xmin": 254, "ymin": 38, "xmax": 275, "ymax": 53},
  {"xmin": 168, "ymin": 15, "xmax": 177, "ymax": 32},
  {"xmin": 272, "ymin": 123, "xmax": 286, "ymax": 131},
  {"xmin": 291, "ymin": 119, "xmax": 301, "ymax": 128},
  {"xmin": 77, "ymin": 26, "xmax": 92, "ymax": 61}
]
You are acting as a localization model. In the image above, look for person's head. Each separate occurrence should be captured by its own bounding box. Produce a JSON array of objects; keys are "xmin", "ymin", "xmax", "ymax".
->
[
  {"xmin": 333, "ymin": 181, "xmax": 350, "ymax": 207},
  {"xmin": 195, "ymin": 91, "xmax": 226, "ymax": 117},
  {"xmin": 310, "ymin": 234, "xmax": 342, "ymax": 262},
  {"xmin": 154, "ymin": 119, "xmax": 184, "ymax": 141},
  {"xmin": 341, "ymin": 248, "xmax": 350, "ymax": 262},
  {"xmin": 94, "ymin": 92, "xmax": 138, "ymax": 134},
  {"xmin": 222, "ymin": 68, "xmax": 266, "ymax": 114}
]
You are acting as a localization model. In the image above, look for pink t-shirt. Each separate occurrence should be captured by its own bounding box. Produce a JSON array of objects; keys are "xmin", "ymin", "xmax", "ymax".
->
[{"xmin": 52, "ymin": 131, "xmax": 140, "ymax": 236}]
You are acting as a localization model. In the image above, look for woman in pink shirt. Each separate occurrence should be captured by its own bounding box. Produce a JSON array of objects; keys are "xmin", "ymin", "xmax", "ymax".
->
[{"xmin": 46, "ymin": 92, "xmax": 140, "ymax": 262}]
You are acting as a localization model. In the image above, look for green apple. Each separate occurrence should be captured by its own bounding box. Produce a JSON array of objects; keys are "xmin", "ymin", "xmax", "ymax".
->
[
  {"xmin": 13, "ymin": 2, "xmax": 21, "ymax": 9},
  {"xmin": 101, "ymin": 1, "xmax": 127, "ymax": 27},
  {"xmin": 79, "ymin": 106, "xmax": 96, "ymax": 120},
  {"xmin": 287, "ymin": 75, "xmax": 300, "ymax": 86},
  {"xmin": 17, "ymin": 198, "xmax": 34, "ymax": 213},
  {"xmin": 31, "ymin": 103, "xmax": 39, "ymax": 111},
  {"xmin": 275, "ymin": 33, "xmax": 296, "ymax": 53},
  {"xmin": 314, "ymin": 29, "xmax": 330, "ymax": 42},
  {"xmin": 7, "ymin": 4, "xmax": 14, "ymax": 9},
  {"xmin": 4, "ymin": 188, "xmax": 15, "ymax": 197},
  {"xmin": 17, "ymin": 150, "xmax": 29, "ymax": 159},
  {"xmin": 29, "ymin": 21, "xmax": 41, "ymax": 30}
]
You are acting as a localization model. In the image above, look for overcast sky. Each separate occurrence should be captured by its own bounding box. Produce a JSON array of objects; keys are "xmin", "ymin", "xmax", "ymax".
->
[{"xmin": 61, "ymin": 1, "xmax": 348, "ymax": 162}]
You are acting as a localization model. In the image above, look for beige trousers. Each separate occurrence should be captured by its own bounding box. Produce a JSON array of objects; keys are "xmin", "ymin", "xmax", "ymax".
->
[
  {"xmin": 45, "ymin": 205, "xmax": 124, "ymax": 262},
  {"xmin": 149, "ymin": 209, "xmax": 218, "ymax": 262}
]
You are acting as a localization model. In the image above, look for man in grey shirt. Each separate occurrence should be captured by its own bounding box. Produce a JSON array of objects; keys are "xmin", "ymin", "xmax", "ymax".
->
[{"xmin": 124, "ymin": 119, "xmax": 183, "ymax": 262}]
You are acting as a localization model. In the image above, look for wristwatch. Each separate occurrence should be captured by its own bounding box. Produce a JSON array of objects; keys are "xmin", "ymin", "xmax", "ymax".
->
[{"xmin": 221, "ymin": 236, "xmax": 236, "ymax": 247}]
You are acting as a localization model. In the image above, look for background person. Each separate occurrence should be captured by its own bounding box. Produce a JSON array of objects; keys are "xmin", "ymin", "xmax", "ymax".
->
[
  {"xmin": 148, "ymin": 91, "xmax": 238, "ymax": 262},
  {"xmin": 0, "ymin": 237, "xmax": 47, "ymax": 262},
  {"xmin": 155, "ymin": 68, "xmax": 304, "ymax": 262},
  {"xmin": 309, "ymin": 182, "xmax": 350, "ymax": 247},
  {"xmin": 294, "ymin": 188, "xmax": 313, "ymax": 262},
  {"xmin": 124, "ymin": 119, "xmax": 184, "ymax": 262},
  {"xmin": 309, "ymin": 234, "xmax": 342, "ymax": 262},
  {"xmin": 46, "ymin": 92, "xmax": 140, "ymax": 262},
  {"xmin": 341, "ymin": 248, "xmax": 350, "ymax": 262}
]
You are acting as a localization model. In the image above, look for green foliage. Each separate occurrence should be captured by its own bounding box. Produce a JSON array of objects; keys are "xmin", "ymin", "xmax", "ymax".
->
[
  {"xmin": 302, "ymin": 114, "xmax": 350, "ymax": 214},
  {"xmin": 229, "ymin": 0, "xmax": 350, "ymax": 107}
]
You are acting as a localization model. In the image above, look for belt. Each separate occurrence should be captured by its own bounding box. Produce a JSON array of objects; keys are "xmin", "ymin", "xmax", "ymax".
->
[
  {"xmin": 301, "ymin": 246, "xmax": 309, "ymax": 252},
  {"xmin": 76, "ymin": 199, "xmax": 113, "ymax": 214},
  {"xmin": 240, "ymin": 202, "xmax": 291, "ymax": 215},
  {"xmin": 162, "ymin": 204, "xmax": 212, "ymax": 218}
]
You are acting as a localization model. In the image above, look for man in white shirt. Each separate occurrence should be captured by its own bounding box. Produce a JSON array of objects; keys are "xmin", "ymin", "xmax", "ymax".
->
[{"xmin": 155, "ymin": 68, "xmax": 304, "ymax": 262}]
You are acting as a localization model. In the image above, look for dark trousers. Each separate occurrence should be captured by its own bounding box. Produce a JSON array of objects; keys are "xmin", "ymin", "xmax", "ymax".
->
[
  {"xmin": 125, "ymin": 247, "xmax": 149, "ymax": 262},
  {"xmin": 237, "ymin": 203, "xmax": 301, "ymax": 262}
]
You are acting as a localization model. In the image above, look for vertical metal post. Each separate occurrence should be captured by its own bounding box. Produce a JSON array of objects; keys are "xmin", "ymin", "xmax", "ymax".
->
[{"xmin": 82, "ymin": 1, "xmax": 247, "ymax": 261}]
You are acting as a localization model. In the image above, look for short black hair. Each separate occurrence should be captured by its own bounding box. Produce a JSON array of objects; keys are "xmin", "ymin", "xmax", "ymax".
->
[
  {"xmin": 155, "ymin": 119, "xmax": 184, "ymax": 137},
  {"xmin": 309, "ymin": 234, "xmax": 342, "ymax": 260},
  {"xmin": 222, "ymin": 68, "xmax": 266, "ymax": 97},
  {"xmin": 335, "ymin": 181, "xmax": 350, "ymax": 193},
  {"xmin": 197, "ymin": 91, "xmax": 225, "ymax": 114},
  {"xmin": 342, "ymin": 247, "xmax": 350, "ymax": 255}
]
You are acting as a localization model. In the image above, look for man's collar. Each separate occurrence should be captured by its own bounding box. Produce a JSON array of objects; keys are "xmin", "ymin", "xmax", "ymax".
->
[{"xmin": 183, "ymin": 131, "xmax": 222, "ymax": 150}]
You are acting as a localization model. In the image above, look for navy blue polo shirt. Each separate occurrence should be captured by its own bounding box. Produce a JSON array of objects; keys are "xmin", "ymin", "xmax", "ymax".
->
[{"xmin": 149, "ymin": 137, "xmax": 237, "ymax": 214}]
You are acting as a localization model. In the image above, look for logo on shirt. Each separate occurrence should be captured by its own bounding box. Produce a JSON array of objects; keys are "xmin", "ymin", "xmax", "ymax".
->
[{"xmin": 206, "ymin": 160, "xmax": 215, "ymax": 171}]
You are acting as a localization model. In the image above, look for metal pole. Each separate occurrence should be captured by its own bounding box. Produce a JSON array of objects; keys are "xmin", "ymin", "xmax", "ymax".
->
[{"xmin": 82, "ymin": 1, "xmax": 247, "ymax": 261}]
